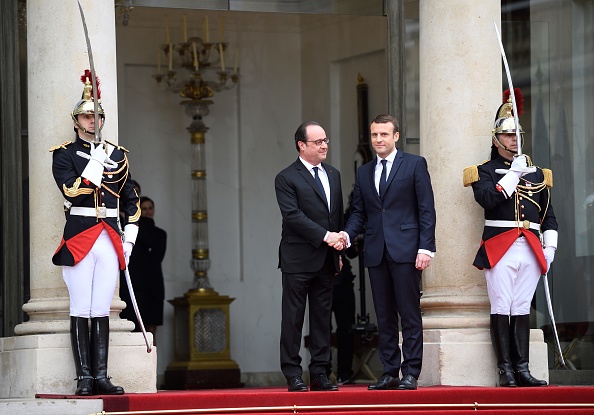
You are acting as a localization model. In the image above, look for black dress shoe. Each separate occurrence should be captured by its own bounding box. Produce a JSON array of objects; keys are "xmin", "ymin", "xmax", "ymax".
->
[
  {"xmin": 368, "ymin": 374, "xmax": 400, "ymax": 390},
  {"xmin": 310, "ymin": 373, "xmax": 338, "ymax": 391},
  {"xmin": 397, "ymin": 374, "xmax": 418, "ymax": 390},
  {"xmin": 287, "ymin": 375, "xmax": 308, "ymax": 392}
]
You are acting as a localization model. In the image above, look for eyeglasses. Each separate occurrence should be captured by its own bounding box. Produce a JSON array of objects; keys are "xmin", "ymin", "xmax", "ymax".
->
[{"xmin": 304, "ymin": 138, "xmax": 330, "ymax": 146}]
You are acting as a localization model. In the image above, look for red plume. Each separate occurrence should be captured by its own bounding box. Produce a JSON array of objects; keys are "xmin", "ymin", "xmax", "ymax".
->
[
  {"xmin": 80, "ymin": 69, "xmax": 101, "ymax": 100},
  {"xmin": 502, "ymin": 87, "xmax": 523, "ymax": 116}
]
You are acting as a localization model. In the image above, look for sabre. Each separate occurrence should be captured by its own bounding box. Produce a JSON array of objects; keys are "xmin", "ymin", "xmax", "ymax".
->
[
  {"xmin": 77, "ymin": 1, "xmax": 101, "ymax": 144},
  {"xmin": 493, "ymin": 23, "xmax": 535, "ymax": 176},
  {"xmin": 124, "ymin": 265, "xmax": 153, "ymax": 353},
  {"xmin": 493, "ymin": 22, "xmax": 522, "ymax": 155},
  {"xmin": 542, "ymin": 273, "xmax": 565, "ymax": 367}
]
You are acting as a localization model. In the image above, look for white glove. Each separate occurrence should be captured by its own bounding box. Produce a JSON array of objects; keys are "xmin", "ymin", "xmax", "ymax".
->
[
  {"xmin": 510, "ymin": 155, "xmax": 529, "ymax": 178},
  {"xmin": 90, "ymin": 144, "xmax": 107, "ymax": 163},
  {"xmin": 544, "ymin": 246, "xmax": 556, "ymax": 272},
  {"xmin": 123, "ymin": 241, "xmax": 134, "ymax": 265},
  {"xmin": 81, "ymin": 144, "xmax": 105, "ymax": 187}
]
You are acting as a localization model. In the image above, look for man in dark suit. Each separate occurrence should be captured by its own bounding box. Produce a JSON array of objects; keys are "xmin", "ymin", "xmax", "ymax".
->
[
  {"xmin": 341, "ymin": 114, "xmax": 436, "ymax": 390},
  {"xmin": 275, "ymin": 121, "xmax": 345, "ymax": 392}
]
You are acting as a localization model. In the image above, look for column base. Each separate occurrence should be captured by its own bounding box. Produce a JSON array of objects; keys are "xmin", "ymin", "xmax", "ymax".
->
[
  {"xmin": 420, "ymin": 328, "xmax": 549, "ymax": 386},
  {"xmin": 0, "ymin": 332, "xmax": 157, "ymax": 398}
]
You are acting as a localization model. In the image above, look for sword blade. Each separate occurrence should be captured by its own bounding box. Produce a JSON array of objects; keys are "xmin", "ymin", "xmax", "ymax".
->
[
  {"xmin": 124, "ymin": 265, "xmax": 153, "ymax": 353},
  {"xmin": 77, "ymin": 1, "xmax": 101, "ymax": 144},
  {"xmin": 543, "ymin": 273, "xmax": 565, "ymax": 367},
  {"xmin": 493, "ymin": 22, "xmax": 522, "ymax": 155}
]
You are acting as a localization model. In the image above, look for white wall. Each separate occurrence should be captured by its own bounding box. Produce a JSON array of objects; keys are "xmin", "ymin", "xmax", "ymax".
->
[{"xmin": 116, "ymin": 8, "xmax": 387, "ymax": 383}]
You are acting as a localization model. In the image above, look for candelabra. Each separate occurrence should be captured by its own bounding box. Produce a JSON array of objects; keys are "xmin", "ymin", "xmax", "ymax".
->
[
  {"xmin": 153, "ymin": 16, "xmax": 239, "ymax": 291},
  {"xmin": 155, "ymin": 16, "xmax": 242, "ymax": 389}
]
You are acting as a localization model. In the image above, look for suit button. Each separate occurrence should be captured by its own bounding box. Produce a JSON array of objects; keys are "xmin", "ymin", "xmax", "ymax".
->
[{"xmin": 382, "ymin": 209, "xmax": 386, "ymax": 213}]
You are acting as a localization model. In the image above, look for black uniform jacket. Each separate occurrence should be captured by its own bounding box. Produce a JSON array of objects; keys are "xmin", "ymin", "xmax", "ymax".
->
[
  {"xmin": 51, "ymin": 137, "xmax": 140, "ymax": 269},
  {"xmin": 469, "ymin": 155, "xmax": 557, "ymax": 273}
]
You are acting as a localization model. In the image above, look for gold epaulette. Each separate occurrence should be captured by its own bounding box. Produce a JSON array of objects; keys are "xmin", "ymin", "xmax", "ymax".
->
[
  {"xmin": 463, "ymin": 160, "xmax": 488, "ymax": 187},
  {"xmin": 104, "ymin": 139, "xmax": 129, "ymax": 153},
  {"xmin": 49, "ymin": 141, "xmax": 73, "ymax": 152},
  {"xmin": 542, "ymin": 168, "xmax": 553, "ymax": 188}
]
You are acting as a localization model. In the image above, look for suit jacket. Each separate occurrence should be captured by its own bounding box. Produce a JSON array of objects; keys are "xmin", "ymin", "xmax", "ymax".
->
[
  {"xmin": 275, "ymin": 158, "xmax": 344, "ymax": 274},
  {"xmin": 345, "ymin": 151, "xmax": 436, "ymax": 267},
  {"xmin": 51, "ymin": 137, "xmax": 140, "ymax": 269}
]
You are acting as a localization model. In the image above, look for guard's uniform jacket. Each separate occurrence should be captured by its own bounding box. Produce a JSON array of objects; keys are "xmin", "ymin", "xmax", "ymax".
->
[
  {"xmin": 50, "ymin": 137, "xmax": 140, "ymax": 270},
  {"xmin": 464, "ymin": 155, "xmax": 558, "ymax": 274}
]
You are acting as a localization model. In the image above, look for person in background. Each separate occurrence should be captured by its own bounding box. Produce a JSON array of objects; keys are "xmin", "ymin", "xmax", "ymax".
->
[
  {"xmin": 275, "ymin": 121, "xmax": 345, "ymax": 392},
  {"xmin": 463, "ymin": 88, "xmax": 557, "ymax": 387},
  {"xmin": 120, "ymin": 196, "xmax": 167, "ymax": 346},
  {"xmin": 341, "ymin": 113, "xmax": 436, "ymax": 391},
  {"xmin": 51, "ymin": 70, "xmax": 140, "ymax": 395}
]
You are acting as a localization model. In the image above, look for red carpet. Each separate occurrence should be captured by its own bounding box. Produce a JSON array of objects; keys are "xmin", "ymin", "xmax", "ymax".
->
[{"xmin": 38, "ymin": 385, "xmax": 594, "ymax": 414}]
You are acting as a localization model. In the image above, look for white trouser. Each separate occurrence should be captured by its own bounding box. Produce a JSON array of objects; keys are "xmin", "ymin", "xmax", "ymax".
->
[
  {"xmin": 485, "ymin": 236, "xmax": 542, "ymax": 315},
  {"xmin": 63, "ymin": 229, "xmax": 119, "ymax": 317}
]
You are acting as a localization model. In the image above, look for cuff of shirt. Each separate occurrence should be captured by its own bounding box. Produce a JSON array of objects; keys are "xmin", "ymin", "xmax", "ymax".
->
[
  {"xmin": 323, "ymin": 231, "xmax": 329, "ymax": 242},
  {"xmin": 418, "ymin": 249, "xmax": 435, "ymax": 258}
]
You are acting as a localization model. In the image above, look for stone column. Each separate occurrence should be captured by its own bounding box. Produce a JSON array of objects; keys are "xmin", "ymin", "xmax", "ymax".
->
[
  {"xmin": 418, "ymin": 0, "xmax": 547, "ymax": 386},
  {"xmin": 0, "ymin": 0, "xmax": 155, "ymax": 398}
]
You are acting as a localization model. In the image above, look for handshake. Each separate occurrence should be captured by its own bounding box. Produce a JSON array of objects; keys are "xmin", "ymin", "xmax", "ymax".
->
[{"xmin": 326, "ymin": 231, "xmax": 349, "ymax": 251}]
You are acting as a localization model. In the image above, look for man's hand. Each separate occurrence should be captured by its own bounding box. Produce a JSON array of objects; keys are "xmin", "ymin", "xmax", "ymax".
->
[
  {"xmin": 544, "ymin": 246, "xmax": 556, "ymax": 272},
  {"xmin": 415, "ymin": 253, "xmax": 431, "ymax": 271},
  {"xmin": 510, "ymin": 154, "xmax": 536, "ymax": 177},
  {"xmin": 123, "ymin": 241, "xmax": 134, "ymax": 265},
  {"xmin": 326, "ymin": 232, "xmax": 345, "ymax": 250},
  {"xmin": 90, "ymin": 144, "xmax": 107, "ymax": 164}
]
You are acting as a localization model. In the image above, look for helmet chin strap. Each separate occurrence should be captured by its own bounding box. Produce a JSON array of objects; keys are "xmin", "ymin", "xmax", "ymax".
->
[
  {"xmin": 74, "ymin": 117, "xmax": 104, "ymax": 142},
  {"xmin": 493, "ymin": 134, "xmax": 520, "ymax": 157}
]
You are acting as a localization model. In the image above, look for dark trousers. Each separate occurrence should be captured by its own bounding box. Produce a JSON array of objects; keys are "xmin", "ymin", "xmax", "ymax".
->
[
  {"xmin": 280, "ymin": 261, "xmax": 335, "ymax": 379},
  {"xmin": 368, "ymin": 249, "xmax": 423, "ymax": 379}
]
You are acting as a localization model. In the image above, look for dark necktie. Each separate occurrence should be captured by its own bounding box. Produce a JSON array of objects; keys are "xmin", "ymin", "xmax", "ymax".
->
[
  {"xmin": 313, "ymin": 167, "xmax": 328, "ymax": 205},
  {"xmin": 379, "ymin": 159, "xmax": 388, "ymax": 196}
]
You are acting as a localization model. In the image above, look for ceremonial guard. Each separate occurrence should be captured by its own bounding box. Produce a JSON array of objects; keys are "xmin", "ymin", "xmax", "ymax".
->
[
  {"xmin": 464, "ymin": 88, "xmax": 558, "ymax": 387},
  {"xmin": 51, "ymin": 71, "xmax": 140, "ymax": 395}
]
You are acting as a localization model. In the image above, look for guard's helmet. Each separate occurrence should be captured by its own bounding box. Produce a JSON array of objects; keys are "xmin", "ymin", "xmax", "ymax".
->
[
  {"xmin": 492, "ymin": 87, "xmax": 524, "ymax": 137},
  {"xmin": 71, "ymin": 69, "xmax": 105, "ymax": 134}
]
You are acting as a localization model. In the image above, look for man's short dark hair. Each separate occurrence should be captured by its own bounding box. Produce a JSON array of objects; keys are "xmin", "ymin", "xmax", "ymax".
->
[
  {"xmin": 371, "ymin": 114, "xmax": 399, "ymax": 133},
  {"xmin": 294, "ymin": 121, "xmax": 321, "ymax": 152}
]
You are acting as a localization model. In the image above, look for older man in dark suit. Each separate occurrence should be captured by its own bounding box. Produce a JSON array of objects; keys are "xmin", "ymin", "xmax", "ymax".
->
[
  {"xmin": 275, "ymin": 121, "xmax": 344, "ymax": 392},
  {"xmin": 342, "ymin": 114, "xmax": 436, "ymax": 391}
]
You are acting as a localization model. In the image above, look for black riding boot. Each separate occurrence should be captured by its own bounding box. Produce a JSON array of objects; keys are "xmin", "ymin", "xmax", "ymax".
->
[
  {"xmin": 91, "ymin": 317, "xmax": 125, "ymax": 395},
  {"xmin": 70, "ymin": 316, "xmax": 93, "ymax": 396},
  {"xmin": 510, "ymin": 315, "xmax": 547, "ymax": 386},
  {"xmin": 490, "ymin": 314, "xmax": 517, "ymax": 387}
]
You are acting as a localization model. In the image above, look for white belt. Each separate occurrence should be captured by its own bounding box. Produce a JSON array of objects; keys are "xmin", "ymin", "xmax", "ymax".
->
[
  {"xmin": 70, "ymin": 207, "xmax": 118, "ymax": 218},
  {"xmin": 485, "ymin": 219, "xmax": 540, "ymax": 231}
]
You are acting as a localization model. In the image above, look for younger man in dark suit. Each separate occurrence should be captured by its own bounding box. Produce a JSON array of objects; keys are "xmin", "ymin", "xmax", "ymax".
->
[
  {"xmin": 275, "ymin": 121, "xmax": 345, "ymax": 392},
  {"xmin": 341, "ymin": 114, "xmax": 436, "ymax": 390}
]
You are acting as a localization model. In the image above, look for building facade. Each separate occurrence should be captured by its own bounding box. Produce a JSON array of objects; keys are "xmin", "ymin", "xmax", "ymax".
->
[{"xmin": 0, "ymin": 0, "xmax": 592, "ymax": 397}]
